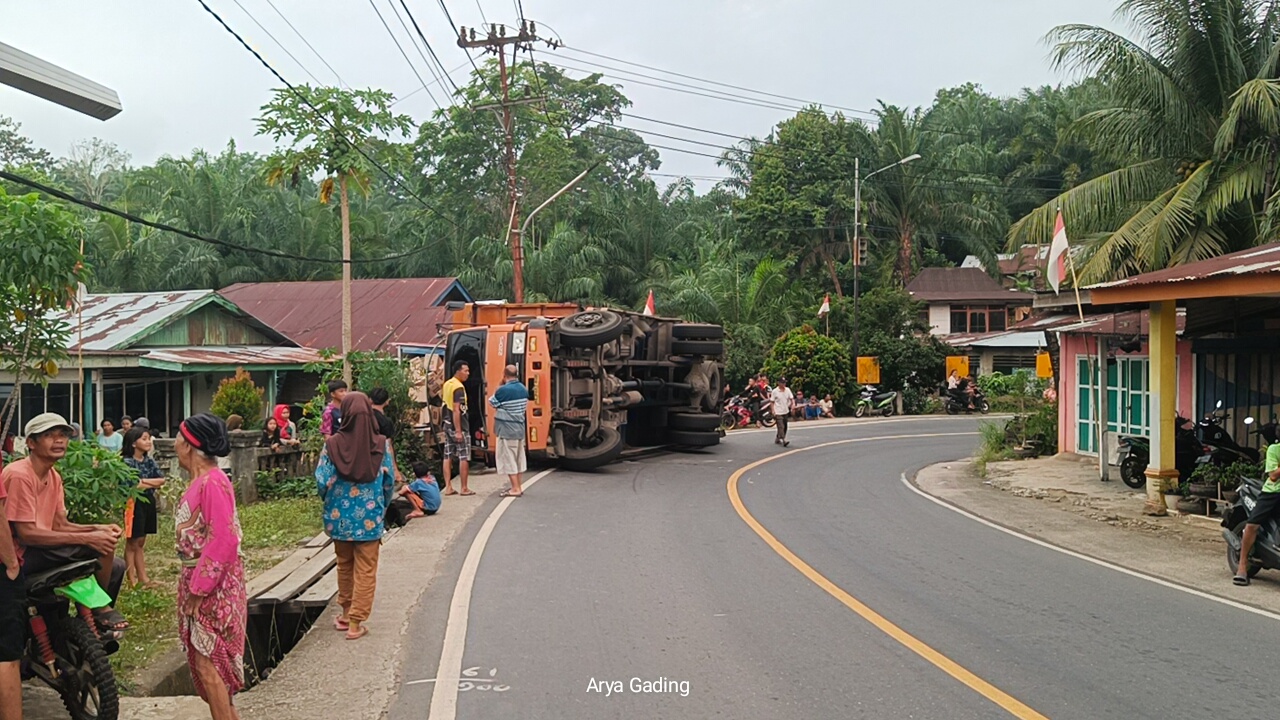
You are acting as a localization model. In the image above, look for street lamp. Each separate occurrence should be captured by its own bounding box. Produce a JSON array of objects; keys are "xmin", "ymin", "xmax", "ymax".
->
[{"xmin": 850, "ymin": 153, "xmax": 921, "ymax": 361}]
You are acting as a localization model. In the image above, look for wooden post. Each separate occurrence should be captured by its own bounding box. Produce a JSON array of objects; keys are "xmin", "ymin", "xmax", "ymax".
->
[{"xmin": 1144, "ymin": 300, "xmax": 1179, "ymax": 515}]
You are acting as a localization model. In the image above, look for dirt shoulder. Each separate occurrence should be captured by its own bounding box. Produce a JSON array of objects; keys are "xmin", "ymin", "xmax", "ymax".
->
[{"xmin": 912, "ymin": 454, "xmax": 1280, "ymax": 615}]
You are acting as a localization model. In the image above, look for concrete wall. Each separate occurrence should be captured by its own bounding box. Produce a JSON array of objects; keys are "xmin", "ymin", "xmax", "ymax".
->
[
  {"xmin": 928, "ymin": 304, "xmax": 950, "ymax": 335},
  {"xmin": 1057, "ymin": 333, "xmax": 1194, "ymax": 457}
]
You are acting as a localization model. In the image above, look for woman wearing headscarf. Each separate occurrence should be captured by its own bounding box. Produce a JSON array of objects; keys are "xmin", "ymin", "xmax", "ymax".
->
[
  {"xmin": 173, "ymin": 413, "xmax": 246, "ymax": 720},
  {"xmin": 314, "ymin": 392, "xmax": 395, "ymax": 641},
  {"xmin": 121, "ymin": 426, "xmax": 165, "ymax": 589},
  {"xmin": 272, "ymin": 404, "xmax": 299, "ymax": 445}
]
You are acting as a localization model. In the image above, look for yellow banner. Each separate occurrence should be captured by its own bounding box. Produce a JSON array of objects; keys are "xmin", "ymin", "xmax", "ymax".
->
[
  {"xmin": 945, "ymin": 356, "xmax": 970, "ymax": 380},
  {"xmin": 1036, "ymin": 351, "xmax": 1054, "ymax": 379},
  {"xmin": 857, "ymin": 356, "xmax": 881, "ymax": 385}
]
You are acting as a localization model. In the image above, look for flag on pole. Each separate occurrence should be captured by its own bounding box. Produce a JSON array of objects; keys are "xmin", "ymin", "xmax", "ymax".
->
[
  {"xmin": 1047, "ymin": 210, "xmax": 1070, "ymax": 294},
  {"xmin": 817, "ymin": 294, "xmax": 831, "ymax": 317},
  {"xmin": 643, "ymin": 289, "xmax": 656, "ymax": 316}
]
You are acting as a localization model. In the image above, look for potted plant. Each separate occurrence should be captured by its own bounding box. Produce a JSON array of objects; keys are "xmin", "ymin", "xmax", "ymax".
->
[{"xmin": 1187, "ymin": 462, "xmax": 1221, "ymax": 498}]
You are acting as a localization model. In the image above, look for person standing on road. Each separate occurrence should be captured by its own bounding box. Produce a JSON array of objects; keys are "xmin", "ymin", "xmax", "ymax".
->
[
  {"xmin": 1235, "ymin": 423, "xmax": 1280, "ymax": 585},
  {"xmin": 172, "ymin": 413, "xmax": 245, "ymax": 720},
  {"xmin": 489, "ymin": 364, "xmax": 529, "ymax": 498},
  {"xmin": 315, "ymin": 392, "xmax": 395, "ymax": 640},
  {"xmin": 771, "ymin": 377, "xmax": 795, "ymax": 447},
  {"xmin": 441, "ymin": 361, "xmax": 473, "ymax": 496}
]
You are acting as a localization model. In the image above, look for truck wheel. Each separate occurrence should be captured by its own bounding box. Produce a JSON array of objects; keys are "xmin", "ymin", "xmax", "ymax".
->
[
  {"xmin": 672, "ymin": 324, "xmax": 724, "ymax": 340},
  {"xmin": 560, "ymin": 426, "xmax": 624, "ymax": 470},
  {"xmin": 558, "ymin": 310, "xmax": 625, "ymax": 348},
  {"xmin": 669, "ymin": 411, "xmax": 721, "ymax": 432},
  {"xmin": 667, "ymin": 429, "xmax": 720, "ymax": 447},
  {"xmin": 671, "ymin": 340, "xmax": 724, "ymax": 356}
]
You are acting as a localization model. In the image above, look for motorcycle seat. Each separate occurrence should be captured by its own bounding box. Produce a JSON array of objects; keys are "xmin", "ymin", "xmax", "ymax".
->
[{"xmin": 24, "ymin": 559, "xmax": 101, "ymax": 597}]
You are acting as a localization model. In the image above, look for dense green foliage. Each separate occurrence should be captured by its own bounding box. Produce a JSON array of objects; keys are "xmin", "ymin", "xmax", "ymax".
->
[
  {"xmin": 761, "ymin": 326, "xmax": 854, "ymax": 404},
  {"xmin": 209, "ymin": 368, "xmax": 265, "ymax": 429},
  {"xmin": 57, "ymin": 440, "xmax": 143, "ymax": 525}
]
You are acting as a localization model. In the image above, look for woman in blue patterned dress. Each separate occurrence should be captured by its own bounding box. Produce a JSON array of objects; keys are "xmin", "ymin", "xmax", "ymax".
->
[{"xmin": 315, "ymin": 392, "xmax": 396, "ymax": 640}]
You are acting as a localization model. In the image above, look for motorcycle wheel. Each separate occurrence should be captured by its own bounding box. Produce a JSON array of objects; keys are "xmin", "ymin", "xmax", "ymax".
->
[
  {"xmin": 1119, "ymin": 457, "xmax": 1147, "ymax": 489},
  {"xmin": 60, "ymin": 617, "xmax": 119, "ymax": 720},
  {"xmin": 720, "ymin": 411, "xmax": 738, "ymax": 432},
  {"xmin": 945, "ymin": 402, "xmax": 958, "ymax": 416},
  {"xmin": 979, "ymin": 401, "xmax": 990, "ymax": 414},
  {"xmin": 882, "ymin": 404, "xmax": 894, "ymax": 417},
  {"xmin": 854, "ymin": 404, "xmax": 868, "ymax": 418},
  {"xmin": 1227, "ymin": 521, "xmax": 1263, "ymax": 579},
  {"xmin": 759, "ymin": 410, "xmax": 776, "ymax": 428}
]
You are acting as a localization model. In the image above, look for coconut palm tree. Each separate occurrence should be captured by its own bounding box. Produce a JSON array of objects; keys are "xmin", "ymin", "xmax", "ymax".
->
[{"xmin": 1009, "ymin": 0, "xmax": 1280, "ymax": 281}]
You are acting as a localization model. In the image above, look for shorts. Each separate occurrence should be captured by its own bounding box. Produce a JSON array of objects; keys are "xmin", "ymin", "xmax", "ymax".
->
[
  {"xmin": 126, "ymin": 489, "xmax": 159, "ymax": 539},
  {"xmin": 1246, "ymin": 490, "xmax": 1280, "ymax": 525},
  {"xmin": 442, "ymin": 416, "xmax": 471, "ymax": 461},
  {"xmin": 0, "ymin": 569, "xmax": 24, "ymax": 662},
  {"xmin": 495, "ymin": 437, "xmax": 527, "ymax": 476}
]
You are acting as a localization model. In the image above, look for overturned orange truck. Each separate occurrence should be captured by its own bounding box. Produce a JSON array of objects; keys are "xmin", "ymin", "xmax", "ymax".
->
[{"xmin": 435, "ymin": 302, "xmax": 726, "ymax": 470}]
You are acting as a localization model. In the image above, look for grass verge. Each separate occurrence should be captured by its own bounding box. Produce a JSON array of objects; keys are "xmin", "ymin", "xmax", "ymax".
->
[
  {"xmin": 974, "ymin": 420, "xmax": 1013, "ymax": 478},
  {"xmin": 110, "ymin": 496, "xmax": 322, "ymax": 692}
]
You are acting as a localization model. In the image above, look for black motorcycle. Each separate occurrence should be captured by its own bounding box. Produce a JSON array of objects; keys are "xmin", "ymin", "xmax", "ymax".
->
[
  {"xmin": 1115, "ymin": 415, "xmax": 1204, "ymax": 489},
  {"xmin": 1199, "ymin": 401, "xmax": 1261, "ymax": 466},
  {"xmin": 943, "ymin": 386, "xmax": 989, "ymax": 415},
  {"xmin": 22, "ymin": 558, "xmax": 122, "ymax": 720},
  {"xmin": 1222, "ymin": 419, "xmax": 1280, "ymax": 582}
]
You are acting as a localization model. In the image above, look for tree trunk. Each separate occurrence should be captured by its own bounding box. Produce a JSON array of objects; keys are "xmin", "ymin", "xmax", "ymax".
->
[
  {"xmin": 822, "ymin": 246, "xmax": 844, "ymax": 298},
  {"xmin": 340, "ymin": 174, "xmax": 353, "ymax": 386},
  {"xmin": 897, "ymin": 223, "xmax": 914, "ymax": 286}
]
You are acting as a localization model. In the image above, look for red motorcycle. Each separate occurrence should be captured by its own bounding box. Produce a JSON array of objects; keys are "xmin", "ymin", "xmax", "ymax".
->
[{"xmin": 720, "ymin": 395, "xmax": 775, "ymax": 430}]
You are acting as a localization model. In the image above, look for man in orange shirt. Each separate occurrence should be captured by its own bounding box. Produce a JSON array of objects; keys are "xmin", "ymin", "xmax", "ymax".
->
[
  {"xmin": 0, "ymin": 428, "xmax": 22, "ymax": 720},
  {"xmin": 2, "ymin": 413, "xmax": 127, "ymax": 636}
]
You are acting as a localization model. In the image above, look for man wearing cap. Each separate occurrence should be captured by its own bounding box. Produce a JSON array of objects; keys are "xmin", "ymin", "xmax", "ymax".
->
[{"xmin": 1, "ymin": 413, "xmax": 128, "ymax": 635}]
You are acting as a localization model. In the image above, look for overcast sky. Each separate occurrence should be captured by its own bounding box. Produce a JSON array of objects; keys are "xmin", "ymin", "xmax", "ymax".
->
[{"xmin": 4, "ymin": 0, "xmax": 1124, "ymax": 184}]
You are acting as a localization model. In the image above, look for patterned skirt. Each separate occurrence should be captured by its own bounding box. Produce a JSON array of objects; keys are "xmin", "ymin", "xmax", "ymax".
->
[{"xmin": 178, "ymin": 561, "xmax": 248, "ymax": 699}]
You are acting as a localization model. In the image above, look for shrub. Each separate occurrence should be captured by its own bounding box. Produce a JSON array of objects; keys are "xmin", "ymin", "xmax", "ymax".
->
[
  {"xmin": 761, "ymin": 325, "xmax": 854, "ymax": 404},
  {"xmin": 58, "ymin": 440, "xmax": 143, "ymax": 524},
  {"xmin": 255, "ymin": 468, "xmax": 315, "ymax": 500},
  {"xmin": 977, "ymin": 370, "xmax": 1048, "ymax": 399},
  {"xmin": 210, "ymin": 368, "xmax": 264, "ymax": 429},
  {"xmin": 303, "ymin": 350, "xmax": 428, "ymax": 469}
]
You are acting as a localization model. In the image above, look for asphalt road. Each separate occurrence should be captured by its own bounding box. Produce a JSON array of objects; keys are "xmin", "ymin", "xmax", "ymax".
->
[{"xmin": 392, "ymin": 417, "xmax": 1280, "ymax": 720}]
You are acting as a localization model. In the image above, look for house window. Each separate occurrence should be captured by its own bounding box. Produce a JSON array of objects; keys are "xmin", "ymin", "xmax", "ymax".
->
[
  {"xmin": 950, "ymin": 306, "xmax": 1009, "ymax": 334},
  {"xmin": 0, "ymin": 383, "xmax": 84, "ymax": 434},
  {"xmin": 990, "ymin": 311, "xmax": 1006, "ymax": 332},
  {"xmin": 968, "ymin": 310, "xmax": 987, "ymax": 334},
  {"xmin": 951, "ymin": 308, "xmax": 969, "ymax": 333}
]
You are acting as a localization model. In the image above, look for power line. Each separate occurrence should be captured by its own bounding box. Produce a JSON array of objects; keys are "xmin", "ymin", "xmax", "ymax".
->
[
  {"xmin": 386, "ymin": 0, "xmax": 451, "ymax": 97},
  {"xmin": 228, "ymin": 0, "xmax": 323, "ymax": 85},
  {"xmin": 0, "ymin": 169, "xmax": 440, "ymax": 265},
  {"xmin": 368, "ymin": 0, "xmax": 443, "ymax": 109},
  {"xmin": 390, "ymin": 59, "xmax": 471, "ymax": 106},
  {"xmin": 262, "ymin": 0, "xmax": 347, "ymax": 86},
  {"xmin": 195, "ymin": 0, "xmax": 462, "ymax": 231},
  {"xmin": 475, "ymin": 0, "xmax": 489, "ymax": 24},
  {"xmin": 396, "ymin": 0, "xmax": 465, "ymax": 97}
]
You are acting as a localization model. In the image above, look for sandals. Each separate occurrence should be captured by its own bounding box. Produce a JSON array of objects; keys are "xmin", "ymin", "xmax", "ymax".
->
[
  {"xmin": 443, "ymin": 489, "xmax": 459, "ymax": 496},
  {"xmin": 334, "ymin": 615, "xmax": 350, "ymax": 631},
  {"xmin": 92, "ymin": 607, "xmax": 130, "ymax": 637},
  {"xmin": 459, "ymin": 490, "xmax": 476, "ymax": 496},
  {"xmin": 345, "ymin": 625, "xmax": 369, "ymax": 641},
  {"xmin": 1233, "ymin": 575, "xmax": 1251, "ymax": 586},
  {"xmin": 499, "ymin": 490, "xmax": 523, "ymax": 498}
]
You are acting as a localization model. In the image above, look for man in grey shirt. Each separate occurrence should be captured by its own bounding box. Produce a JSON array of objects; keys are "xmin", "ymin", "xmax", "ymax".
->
[{"xmin": 488, "ymin": 365, "xmax": 529, "ymax": 497}]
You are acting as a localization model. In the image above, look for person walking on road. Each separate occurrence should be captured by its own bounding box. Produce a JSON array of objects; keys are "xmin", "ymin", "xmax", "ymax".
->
[
  {"xmin": 771, "ymin": 377, "xmax": 795, "ymax": 447},
  {"xmin": 489, "ymin": 364, "xmax": 529, "ymax": 498},
  {"xmin": 441, "ymin": 361, "xmax": 473, "ymax": 496},
  {"xmin": 315, "ymin": 392, "xmax": 396, "ymax": 640}
]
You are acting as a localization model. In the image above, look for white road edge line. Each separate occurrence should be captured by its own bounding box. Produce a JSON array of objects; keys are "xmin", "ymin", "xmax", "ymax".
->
[
  {"xmin": 732, "ymin": 414, "xmax": 1009, "ymax": 436},
  {"xmin": 900, "ymin": 471, "xmax": 1280, "ymax": 622},
  {"xmin": 427, "ymin": 468, "xmax": 554, "ymax": 719}
]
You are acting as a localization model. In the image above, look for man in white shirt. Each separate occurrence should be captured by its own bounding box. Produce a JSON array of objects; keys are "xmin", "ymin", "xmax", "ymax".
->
[{"xmin": 770, "ymin": 377, "xmax": 796, "ymax": 447}]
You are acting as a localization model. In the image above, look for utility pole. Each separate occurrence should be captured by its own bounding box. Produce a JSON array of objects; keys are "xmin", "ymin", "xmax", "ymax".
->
[{"xmin": 458, "ymin": 21, "xmax": 549, "ymax": 303}]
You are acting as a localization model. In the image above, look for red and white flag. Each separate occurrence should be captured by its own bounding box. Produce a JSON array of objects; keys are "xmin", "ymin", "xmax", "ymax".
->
[
  {"xmin": 1047, "ymin": 210, "xmax": 1070, "ymax": 294},
  {"xmin": 818, "ymin": 293, "xmax": 831, "ymax": 317},
  {"xmin": 643, "ymin": 289, "xmax": 656, "ymax": 316}
]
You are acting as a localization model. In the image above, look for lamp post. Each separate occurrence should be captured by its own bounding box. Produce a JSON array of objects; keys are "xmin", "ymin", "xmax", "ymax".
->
[{"xmin": 850, "ymin": 153, "xmax": 921, "ymax": 360}]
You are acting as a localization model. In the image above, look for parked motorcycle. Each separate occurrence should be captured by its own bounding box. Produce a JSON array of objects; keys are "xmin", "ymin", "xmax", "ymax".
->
[
  {"xmin": 1199, "ymin": 401, "xmax": 1261, "ymax": 466},
  {"xmin": 943, "ymin": 387, "xmax": 989, "ymax": 415},
  {"xmin": 1115, "ymin": 415, "xmax": 1204, "ymax": 490},
  {"xmin": 23, "ymin": 558, "xmax": 122, "ymax": 720},
  {"xmin": 1222, "ymin": 417, "xmax": 1280, "ymax": 582},
  {"xmin": 720, "ymin": 395, "xmax": 775, "ymax": 430},
  {"xmin": 854, "ymin": 385, "xmax": 898, "ymax": 418}
]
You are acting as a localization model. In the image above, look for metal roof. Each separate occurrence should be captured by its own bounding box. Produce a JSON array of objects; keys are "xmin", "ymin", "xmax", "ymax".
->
[
  {"xmin": 906, "ymin": 268, "xmax": 1035, "ymax": 304},
  {"xmin": 220, "ymin": 278, "xmax": 471, "ymax": 352},
  {"xmin": 138, "ymin": 346, "xmax": 325, "ymax": 371},
  {"xmin": 942, "ymin": 329, "xmax": 1045, "ymax": 349},
  {"xmin": 63, "ymin": 290, "xmax": 215, "ymax": 351},
  {"xmin": 1012, "ymin": 309, "xmax": 1186, "ymax": 336},
  {"xmin": 1089, "ymin": 243, "xmax": 1280, "ymax": 291}
]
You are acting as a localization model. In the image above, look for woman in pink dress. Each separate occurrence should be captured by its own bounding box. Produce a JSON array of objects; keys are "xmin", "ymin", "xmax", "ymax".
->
[{"xmin": 174, "ymin": 413, "xmax": 247, "ymax": 720}]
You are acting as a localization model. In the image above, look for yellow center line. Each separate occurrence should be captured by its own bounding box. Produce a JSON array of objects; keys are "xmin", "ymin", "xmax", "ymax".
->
[{"xmin": 726, "ymin": 433, "xmax": 1050, "ymax": 720}]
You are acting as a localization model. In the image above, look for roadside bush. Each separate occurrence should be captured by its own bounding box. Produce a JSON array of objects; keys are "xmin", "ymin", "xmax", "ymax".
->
[
  {"xmin": 761, "ymin": 325, "xmax": 854, "ymax": 405},
  {"xmin": 58, "ymin": 440, "xmax": 143, "ymax": 524},
  {"xmin": 210, "ymin": 368, "xmax": 264, "ymax": 429},
  {"xmin": 903, "ymin": 384, "xmax": 930, "ymax": 415},
  {"xmin": 304, "ymin": 350, "xmax": 428, "ymax": 470},
  {"xmin": 978, "ymin": 370, "xmax": 1048, "ymax": 399},
  {"xmin": 255, "ymin": 468, "xmax": 314, "ymax": 500}
]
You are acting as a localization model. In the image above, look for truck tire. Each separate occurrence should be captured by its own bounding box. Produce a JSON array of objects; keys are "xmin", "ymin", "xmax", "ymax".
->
[
  {"xmin": 671, "ymin": 340, "xmax": 724, "ymax": 356},
  {"xmin": 558, "ymin": 310, "xmax": 626, "ymax": 348},
  {"xmin": 667, "ymin": 429, "xmax": 720, "ymax": 447},
  {"xmin": 669, "ymin": 411, "xmax": 721, "ymax": 432},
  {"xmin": 672, "ymin": 323, "xmax": 724, "ymax": 340},
  {"xmin": 560, "ymin": 426, "xmax": 624, "ymax": 470}
]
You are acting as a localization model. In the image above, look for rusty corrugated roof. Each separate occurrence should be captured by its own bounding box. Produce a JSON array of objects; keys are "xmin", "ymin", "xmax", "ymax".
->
[
  {"xmin": 140, "ymin": 346, "xmax": 324, "ymax": 368},
  {"xmin": 62, "ymin": 290, "xmax": 214, "ymax": 351},
  {"xmin": 1012, "ymin": 309, "xmax": 1186, "ymax": 335},
  {"xmin": 220, "ymin": 278, "xmax": 470, "ymax": 352},
  {"xmin": 1089, "ymin": 243, "xmax": 1280, "ymax": 290}
]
